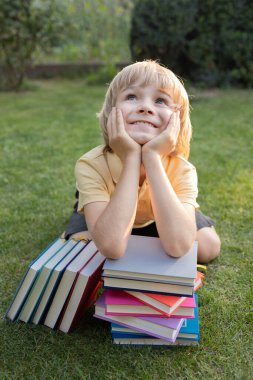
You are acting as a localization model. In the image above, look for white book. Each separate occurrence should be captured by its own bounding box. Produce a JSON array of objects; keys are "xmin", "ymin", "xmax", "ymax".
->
[
  {"xmin": 44, "ymin": 240, "xmax": 98, "ymax": 329},
  {"xmin": 6, "ymin": 238, "xmax": 66, "ymax": 321},
  {"xmin": 103, "ymin": 235, "xmax": 197, "ymax": 286},
  {"xmin": 32, "ymin": 240, "xmax": 87, "ymax": 325}
]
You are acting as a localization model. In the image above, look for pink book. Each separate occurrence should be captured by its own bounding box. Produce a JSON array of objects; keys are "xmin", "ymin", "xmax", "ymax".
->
[
  {"xmin": 95, "ymin": 294, "xmax": 184, "ymax": 343},
  {"xmin": 105, "ymin": 289, "xmax": 195, "ymax": 317}
]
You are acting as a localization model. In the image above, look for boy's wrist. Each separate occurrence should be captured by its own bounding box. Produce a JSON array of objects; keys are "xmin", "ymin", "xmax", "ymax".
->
[
  {"xmin": 122, "ymin": 151, "xmax": 141, "ymax": 166},
  {"xmin": 142, "ymin": 148, "xmax": 160, "ymax": 161}
]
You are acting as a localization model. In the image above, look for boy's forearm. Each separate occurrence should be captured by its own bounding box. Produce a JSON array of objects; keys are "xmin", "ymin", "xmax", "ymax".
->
[
  {"xmin": 142, "ymin": 152, "xmax": 196, "ymax": 257},
  {"xmin": 92, "ymin": 154, "xmax": 141, "ymax": 258}
]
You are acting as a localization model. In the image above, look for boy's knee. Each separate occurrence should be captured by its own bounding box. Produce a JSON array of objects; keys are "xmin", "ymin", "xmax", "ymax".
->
[{"xmin": 197, "ymin": 227, "xmax": 221, "ymax": 264}]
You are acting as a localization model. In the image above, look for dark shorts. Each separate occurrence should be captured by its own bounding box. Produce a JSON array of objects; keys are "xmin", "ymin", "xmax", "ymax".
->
[{"xmin": 64, "ymin": 191, "xmax": 215, "ymax": 240}]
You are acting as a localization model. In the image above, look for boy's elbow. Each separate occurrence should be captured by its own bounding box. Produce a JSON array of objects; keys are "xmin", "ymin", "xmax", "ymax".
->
[
  {"xmin": 163, "ymin": 239, "xmax": 195, "ymax": 258},
  {"xmin": 97, "ymin": 241, "xmax": 126, "ymax": 260}
]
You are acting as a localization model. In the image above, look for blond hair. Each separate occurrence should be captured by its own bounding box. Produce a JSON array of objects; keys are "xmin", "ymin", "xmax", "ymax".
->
[{"xmin": 98, "ymin": 60, "xmax": 192, "ymax": 159}]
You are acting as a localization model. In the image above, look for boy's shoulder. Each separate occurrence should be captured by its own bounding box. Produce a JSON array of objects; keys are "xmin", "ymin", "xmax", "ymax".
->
[
  {"xmin": 78, "ymin": 145, "xmax": 106, "ymax": 162},
  {"xmin": 168, "ymin": 155, "xmax": 196, "ymax": 171}
]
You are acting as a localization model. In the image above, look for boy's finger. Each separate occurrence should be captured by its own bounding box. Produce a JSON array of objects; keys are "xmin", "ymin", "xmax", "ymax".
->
[
  {"xmin": 110, "ymin": 107, "xmax": 117, "ymax": 138},
  {"xmin": 108, "ymin": 108, "xmax": 116, "ymax": 139},
  {"xmin": 116, "ymin": 108, "xmax": 125, "ymax": 134}
]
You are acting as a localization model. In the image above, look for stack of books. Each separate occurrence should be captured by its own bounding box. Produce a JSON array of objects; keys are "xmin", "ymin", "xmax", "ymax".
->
[
  {"xmin": 6, "ymin": 237, "xmax": 105, "ymax": 333},
  {"xmin": 94, "ymin": 235, "xmax": 203, "ymax": 346}
]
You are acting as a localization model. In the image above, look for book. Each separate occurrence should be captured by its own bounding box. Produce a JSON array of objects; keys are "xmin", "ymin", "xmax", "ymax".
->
[
  {"xmin": 176, "ymin": 293, "xmax": 199, "ymax": 340},
  {"xmin": 103, "ymin": 277, "xmax": 194, "ymax": 296},
  {"xmin": 112, "ymin": 337, "xmax": 199, "ymax": 346},
  {"xmin": 103, "ymin": 235, "xmax": 197, "ymax": 285},
  {"xmin": 111, "ymin": 293, "xmax": 199, "ymax": 342},
  {"xmin": 32, "ymin": 240, "xmax": 88, "ymax": 325},
  {"xmin": 124, "ymin": 271, "xmax": 203, "ymax": 316},
  {"xmin": 58, "ymin": 252, "xmax": 106, "ymax": 333},
  {"xmin": 18, "ymin": 239, "xmax": 80, "ymax": 323},
  {"xmin": 105, "ymin": 289, "xmax": 195, "ymax": 318},
  {"xmin": 6, "ymin": 238, "xmax": 66, "ymax": 321},
  {"xmin": 94, "ymin": 294, "xmax": 184, "ymax": 343},
  {"xmin": 44, "ymin": 240, "xmax": 98, "ymax": 329}
]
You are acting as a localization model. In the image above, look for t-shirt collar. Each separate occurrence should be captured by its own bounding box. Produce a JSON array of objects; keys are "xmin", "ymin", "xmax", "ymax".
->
[{"xmin": 106, "ymin": 150, "xmax": 171, "ymax": 184}]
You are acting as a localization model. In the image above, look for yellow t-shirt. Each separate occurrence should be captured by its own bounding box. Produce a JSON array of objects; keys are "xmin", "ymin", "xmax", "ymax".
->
[{"xmin": 75, "ymin": 145, "xmax": 199, "ymax": 228}]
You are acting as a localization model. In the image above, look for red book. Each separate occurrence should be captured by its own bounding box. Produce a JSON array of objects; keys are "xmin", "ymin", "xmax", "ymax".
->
[
  {"xmin": 58, "ymin": 253, "xmax": 105, "ymax": 333},
  {"xmin": 125, "ymin": 272, "xmax": 204, "ymax": 316}
]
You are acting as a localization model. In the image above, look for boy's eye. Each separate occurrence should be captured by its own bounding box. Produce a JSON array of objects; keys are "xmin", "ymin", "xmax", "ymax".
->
[
  {"xmin": 155, "ymin": 98, "xmax": 166, "ymax": 105},
  {"xmin": 126, "ymin": 94, "xmax": 136, "ymax": 100}
]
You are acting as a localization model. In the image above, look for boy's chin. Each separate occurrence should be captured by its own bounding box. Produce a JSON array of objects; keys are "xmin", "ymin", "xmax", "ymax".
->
[{"xmin": 129, "ymin": 132, "xmax": 154, "ymax": 145}]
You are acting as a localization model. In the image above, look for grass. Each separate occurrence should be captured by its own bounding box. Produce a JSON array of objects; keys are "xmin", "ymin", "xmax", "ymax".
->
[{"xmin": 0, "ymin": 79, "xmax": 252, "ymax": 380}]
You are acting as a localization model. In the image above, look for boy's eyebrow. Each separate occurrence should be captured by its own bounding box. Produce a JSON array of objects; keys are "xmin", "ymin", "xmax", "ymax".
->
[
  {"xmin": 121, "ymin": 85, "xmax": 139, "ymax": 92},
  {"xmin": 121, "ymin": 86, "xmax": 172, "ymax": 99},
  {"xmin": 158, "ymin": 89, "xmax": 173, "ymax": 99}
]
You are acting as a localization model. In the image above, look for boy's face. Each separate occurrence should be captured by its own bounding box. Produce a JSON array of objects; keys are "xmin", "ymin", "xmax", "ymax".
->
[{"xmin": 115, "ymin": 83, "xmax": 175, "ymax": 145}]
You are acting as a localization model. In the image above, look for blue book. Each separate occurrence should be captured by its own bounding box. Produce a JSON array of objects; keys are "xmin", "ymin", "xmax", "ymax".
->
[
  {"xmin": 44, "ymin": 240, "xmax": 98, "ymax": 329},
  {"xmin": 177, "ymin": 293, "xmax": 199, "ymax": 340},
  {"xmin": 111, "ymin": 293, "xmax": 199, "ymax": 342},
  {"xmin": 6, "ymin": 238, "xmax": 66, "ymax": 321},
  {"xmin": 32, "ymin": 240, "xmax": 88, "ymax": 325},
  {"xmin": 18, "ymin": 239, "xmax": 85, "ymax": 323}
]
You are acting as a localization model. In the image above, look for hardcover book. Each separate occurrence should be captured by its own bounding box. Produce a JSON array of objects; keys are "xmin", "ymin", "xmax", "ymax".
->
[
  {"xmin": 111, "ymin": 293, "xmax": 199, "ymax": 343},
  {"xmin": 58, "ymin": 252, "xmax": 106, "ymax": 333},
  {"xmin": 124, "ymin": 271, "xmax": 203, "ymax": 316},
  {"xmin": 32, "ymin": 240, "xmax": 88, "ymax": 325},
  {"xmin": 94, "ymin": 294, "xmax": 184, "ymax": 343},
  {"xmin": 103, "ymin": 277, "xmax": 194, "ymax": 296},
  {"xmin": 44, "ymin": 240, "xmax": 98, "ymax": 329},
  {"xmin": 105, "ymin": 289, "xmax": 195, "ymax": 318},
  {"xmin": 6, "ymin": 238, "xmax": 66, "ymax": 321},
  {"xmin": 103, "ymin": 235, "xmax": 197, "ymax": 285},
  {"xmin": 18, "ymin": 239, "xmax": 80, "ymax": 323}
]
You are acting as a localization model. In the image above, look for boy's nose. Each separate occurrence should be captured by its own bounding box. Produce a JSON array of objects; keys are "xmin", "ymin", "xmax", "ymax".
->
[{"xmin": 138, "ymin": 103, "xmax": 154, "ymax": 115}]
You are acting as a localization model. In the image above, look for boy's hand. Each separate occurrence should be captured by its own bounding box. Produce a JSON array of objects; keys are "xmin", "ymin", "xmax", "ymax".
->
[
  {"xmin": 142, "ymin": 111, "xmax": 180, "ymax": 157},
  {"xmin": 107, "ymin": 108, "xmax": 141, "ymax": 163}
]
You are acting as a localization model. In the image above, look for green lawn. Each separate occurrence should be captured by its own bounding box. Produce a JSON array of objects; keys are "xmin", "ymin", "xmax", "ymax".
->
[{"xmin": 0, "ymin": 80, "xmax": 252, "ymax": 380}]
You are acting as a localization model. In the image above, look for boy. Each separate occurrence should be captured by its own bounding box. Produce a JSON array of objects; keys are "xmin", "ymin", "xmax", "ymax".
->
[{"xmin": 65, "ymin": 61, "xmax": 220, "ymax": 263}]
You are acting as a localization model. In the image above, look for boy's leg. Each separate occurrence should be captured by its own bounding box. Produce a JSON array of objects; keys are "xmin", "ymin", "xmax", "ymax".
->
[
  {"xmin": 195, "ymin": 210, "xmax": 221, "ymax": 263},
  {"xmin": 62, "ymin": 191, "xmax": 90, "ymax": 240},
  {"xmin": 196, "ymin": 227, "xmax": 221, "ymax": 264}
]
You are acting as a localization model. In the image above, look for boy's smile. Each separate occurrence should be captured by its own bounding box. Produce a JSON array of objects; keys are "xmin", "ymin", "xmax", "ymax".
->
[{"xmin": 115, "ymin": 84, "xmax": 175, "ymax": 145}]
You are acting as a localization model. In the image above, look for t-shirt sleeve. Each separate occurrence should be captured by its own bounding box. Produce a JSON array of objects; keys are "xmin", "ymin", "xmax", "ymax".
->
[
  {"xmin": 170, "ymin": 159, "xmax": 199, "ymax": 208},
  {"xmin": 75, "ymin": 158, "xmax": 110, "ymax": 213}
]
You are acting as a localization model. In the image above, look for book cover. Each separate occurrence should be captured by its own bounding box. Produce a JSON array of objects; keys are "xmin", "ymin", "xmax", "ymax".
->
[
  {"xmin": 111, "ymin": 293, "xmax": 199, "ymax": 341},
  {"xmin": 124, "ymin": 272, "xmax": 203, "ymax": 316},
  {"xmin": 103, "ymin": 235, "xmax": 197, "ymax": 285},
  {"xmin": 105, "ymin": 289, "xmax": 195, "ymax": 318},
  {"xmin": 58, "ymin": 252, "xmax": 105, "ymax": 333},
  {"xmin": 32, "ymin": 240, "xmax": 88, "ymax": 325},
  {"xmin": 103, "ymin": 277, "xmax": 194, "ymax": 296},
  {"xmin": 18, "ymin": 239, "xmax": 79, "ymax": 323},
  {"xmin": 112, "ymin": 337, "xmax": 199, "ymax": 346},
  {"xmin": 44, "ymin": 240, "xmax": 98, "ymax": 329},
  {"xmin": 6, "ymin": 238, "xmax": 66, "ymax": 321},
  {"xmin": 94, "ymin": 294, "xmax": 184, "ymax": 343}
]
